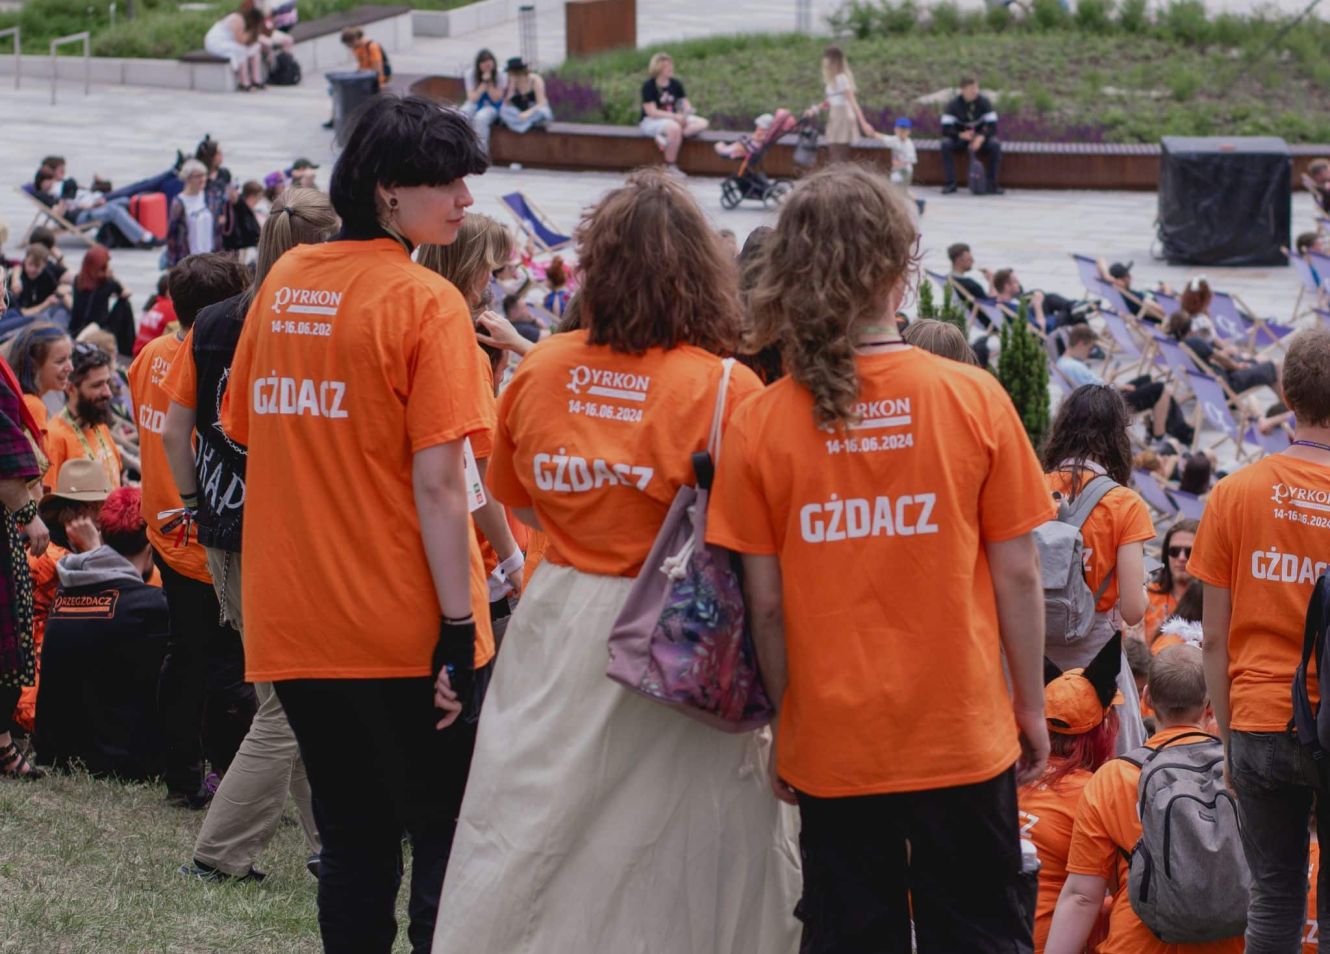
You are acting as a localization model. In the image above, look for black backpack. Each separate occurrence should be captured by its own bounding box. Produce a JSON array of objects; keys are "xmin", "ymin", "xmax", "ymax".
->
[
  {"xmin": 1293, "ymin": 572, "xmax": 1330, "ymax": 754},
  {"xmin": 268, "ymin": 50, "xmax": 302, "ymax": 86}
]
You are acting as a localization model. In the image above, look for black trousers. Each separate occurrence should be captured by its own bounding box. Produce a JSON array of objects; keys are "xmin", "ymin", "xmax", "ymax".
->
[
  {"xmin": 155, "ymin": 552, "xmax": 255, "ymax": 795},
  {"xmin": 795, "ymin": 767, "xmax": 1032, "ymax": 954},
  {"xmin": 940, "ymin": 138, "xmax": 1002, "ymax": 189},
  {"xmin": 0, "ymin": 683, "xmax": 18, "ymax": 735},
  {"xmin": 276, "ymin": 667, "xmax": 490, "ymax": 954}
]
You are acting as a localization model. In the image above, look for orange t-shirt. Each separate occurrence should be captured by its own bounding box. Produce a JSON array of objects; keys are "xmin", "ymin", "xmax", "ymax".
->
[
  {"xmin": 706, "ymin": 346, "xmax": 1055, "ymax": 796},
  {"xmin": 1066, "ymin": 725, "xmax": 1245, "ymax": 954},
  {"xmin": 1044, "ymin": 471, "xmax": 1155, "ymax": 614},
  {"xmin": 1188, "ymin": 454, "xmax": 1330, "ymax": 731},
  {"xmin": 486, "ymin": 331, "xmax": 764, "ymax": 578},
  {"xmin": 221, "ymin": 238, "xmax": 495, "ymax": 680},
  {"xmin": 128, "ymin": 333, "xmax": 211, "ymax": 583},
  {"xmin": 1144, "ymin": 586, "xmax": 1177, "ymax": 643},
  {"xmin": 44, "ymin": 411, "xmax": 122, "ymax": 491},
  {"xmin": 1020, "ymin": 764, "xmax": 1093, "ymax": 953},
  {"xmin": 160, "ymin": 328, "xmax": 197, "ymax": 410},
  {"xmin": 354, "ymin": 40, "xmax": 386, "ymax": 86}
]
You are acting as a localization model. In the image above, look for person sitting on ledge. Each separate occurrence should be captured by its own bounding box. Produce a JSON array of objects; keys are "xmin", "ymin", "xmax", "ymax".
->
[
  {"xmin": 1301, "ymin": 157, "xmax": 1330, "ymax": 215},
  {"xmin": 639, "ymin": 52, "xmax": 709, "ymax": 178},
  {"xmin": 499, "ymin": 57, "xmax": 553, "ymax": 136},
  {"xmin": 940, "ymin": 75, "xmax": 1003, "ymax": 195}
]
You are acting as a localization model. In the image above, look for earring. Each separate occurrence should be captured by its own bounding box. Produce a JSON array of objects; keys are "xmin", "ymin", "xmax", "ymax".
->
[{"xmin": 389, "ymin": 197, "xmax": 399, "ymax": 210}]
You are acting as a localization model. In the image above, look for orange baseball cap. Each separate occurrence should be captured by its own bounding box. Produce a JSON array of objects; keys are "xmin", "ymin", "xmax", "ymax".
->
[{"xmin": 1044, "ymin": 634, "xmax": 1123, "ymax": 736}]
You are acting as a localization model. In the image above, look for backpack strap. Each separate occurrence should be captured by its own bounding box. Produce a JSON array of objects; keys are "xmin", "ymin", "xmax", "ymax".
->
[
  {"xmin": 1061, "ymin": 474, "xmax": 1120, "ymax": 602},
  {"xmin": 1293, "ymin": 575, "xmax": 1329, "ymax": 752},
  {"xmin": 694, "ymin": 358, "xmax": 735, "ymax": 491}
]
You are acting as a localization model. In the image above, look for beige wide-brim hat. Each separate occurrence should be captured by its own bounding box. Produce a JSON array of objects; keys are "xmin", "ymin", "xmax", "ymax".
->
[{"xmin": 38, "ymin": 458, "xmax": 112, "ymax": 522}]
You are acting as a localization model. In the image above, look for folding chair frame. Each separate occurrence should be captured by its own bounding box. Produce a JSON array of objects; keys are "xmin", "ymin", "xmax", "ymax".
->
[
  {"xmin": 500, "ymin": 191, "xmax": 573, "ymax": 254},
  {"xmin": 15, "ymin": 187, "xmax": 99, "ymax": 247}
]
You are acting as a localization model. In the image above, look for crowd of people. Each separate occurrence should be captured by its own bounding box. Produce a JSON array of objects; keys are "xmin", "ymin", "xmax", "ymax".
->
[{"xmin": 2, "ymin": 88, "xmax": 1330, "ymax": 954}]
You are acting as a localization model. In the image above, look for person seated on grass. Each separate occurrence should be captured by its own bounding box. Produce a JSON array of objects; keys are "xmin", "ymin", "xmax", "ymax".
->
[
  {"xmin": 1046, "ymin": 644, "xmax": 1243, "ymax": 954},
  {"xmin": 1097, "ymin": 258, "xmax": 1168, "ymax": 323},
  {"xmin": 639, "ymin": 52, "xmax": 709, "ymax": 177},
  {"xmin": 1166, "ymin": 305, "xmax": 1282, "ymax": 397},
  {"xmin": 1301, "ymin": 157, "xmax": 1330, "ymax": 216},
  {"xmin": 71, "ymin": 246, "xmax": 135, "ymax": 356},
  {"xmin": 34, "ymin": 487, "xmax": 168, "ymax": 781},
  {"xmin": 1056, "ymin": 325, "xmax": 1194, "ymax": 447},
  {"xmin": 4, "ymin": 243, "xmax": 72, "ymax": 334},
  {"xmin": 499, "ymin": 57, "xmax": 553, "ymax": 135},
  {"xmin": 940, "ymin": 75, "xmax": 1002, "ymax": 195}
]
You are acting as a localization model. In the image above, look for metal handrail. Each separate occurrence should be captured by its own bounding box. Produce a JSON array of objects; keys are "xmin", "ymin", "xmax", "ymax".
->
[
  {"xmin": 0, "ymin": 26, "xmax": 19, "ymax": 90},
  {"xmin": 50, "ymin": 31, "xmax": 90, "ymax": 105}
]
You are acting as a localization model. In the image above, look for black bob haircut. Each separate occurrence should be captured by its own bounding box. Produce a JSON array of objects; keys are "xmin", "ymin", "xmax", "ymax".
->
[{"xmin": 331, "ymin": 94, "xmax": 489, "ymax": 234}]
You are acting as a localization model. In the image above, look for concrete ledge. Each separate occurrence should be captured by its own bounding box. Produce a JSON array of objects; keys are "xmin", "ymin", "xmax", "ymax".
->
[{"xmin": 476, "ymin": 120, "xmax": 1330, "ymax": 191}]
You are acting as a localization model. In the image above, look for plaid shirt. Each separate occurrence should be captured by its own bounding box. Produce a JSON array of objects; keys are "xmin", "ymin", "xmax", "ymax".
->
[{"xmin": 0, "ymin": 377, "xmax": 39, "ymax": 483}]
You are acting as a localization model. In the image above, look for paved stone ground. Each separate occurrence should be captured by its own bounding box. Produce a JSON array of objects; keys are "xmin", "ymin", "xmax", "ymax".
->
[{"xmin": 0, "ymin": 77, "xmax": 1319, "ymax": 327}]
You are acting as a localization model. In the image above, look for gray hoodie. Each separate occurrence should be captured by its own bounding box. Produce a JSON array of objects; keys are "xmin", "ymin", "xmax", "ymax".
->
[{"xmin": 56, "ymin": 545, "xmax": 145, "ymax": 590}]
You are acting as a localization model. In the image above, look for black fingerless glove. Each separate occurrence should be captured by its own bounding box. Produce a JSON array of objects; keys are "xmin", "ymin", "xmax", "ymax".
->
[{"xmin": 434, "ymin": 619, "xmax": 477, "ymax": 725}]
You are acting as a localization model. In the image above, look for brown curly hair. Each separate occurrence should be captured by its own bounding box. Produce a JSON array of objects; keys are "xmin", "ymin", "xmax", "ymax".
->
[
  {"xmin": 576, "ymin": 168, "xmax": 741, "ymax": 356},
  {"xmin": 747, "ymin": 165, "xmax": 919, "ymax": 428}
]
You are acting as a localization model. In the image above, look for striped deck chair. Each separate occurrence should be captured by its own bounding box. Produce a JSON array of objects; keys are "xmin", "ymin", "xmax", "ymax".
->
[
  {"xmin": 1169, "ymin": 490, "xmax": 1206, "ymax": 520},
  {"xmin": 500, "ymin": 192, "xmax": 573, "ymax": 254},
  {"xmin": 15, "ymin": 184, "xmax": 100, "ymax": 247},
  {"xmin": 1290, "ymin": 252, "xmax": 1326, "ymax": 320},
  {"xmin": 1132, "ymin": 470, "xmax": 1180, "ymax": 519},
  {"xmin": 1187, "ymin": 370, "xmax": 1260, "ymax": 461}
]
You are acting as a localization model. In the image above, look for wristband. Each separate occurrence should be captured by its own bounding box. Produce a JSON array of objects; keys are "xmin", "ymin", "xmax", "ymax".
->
[
  {"xmin": 180, "ymin": 491, "xmax": 199, "ymax": 509},
  {"xmin": 11, "ymin": 501, "xmax": 37, "ymax": 526}
]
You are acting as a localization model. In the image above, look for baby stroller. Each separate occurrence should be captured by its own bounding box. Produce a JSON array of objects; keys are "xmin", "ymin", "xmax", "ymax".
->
[{"xmin": 719, "ymin": 109, "xmax": 814, "ymax": 210}]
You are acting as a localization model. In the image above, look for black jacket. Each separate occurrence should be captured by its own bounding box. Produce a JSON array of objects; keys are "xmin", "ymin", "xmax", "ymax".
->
[
  {"xmin": 34, "ymin": 546, "xmax": 169, "ymax": 779},
  {"xmin": 942, "ymin": 93, "xmax": 998, "ymax": 142},
  {"xmin": 190, "ymin": 292, "xmax": 250, "ymax": 552}
]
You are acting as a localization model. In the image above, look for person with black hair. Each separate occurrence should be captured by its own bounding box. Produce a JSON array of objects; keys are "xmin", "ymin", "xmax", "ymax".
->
[
  {"xmin": 130, "ymin": 253, "xmax": 257, "ymax": 812},
  {"xmin": 940, "ymin": 76, "xmax": 1002, "ymax": 195},
  {"xmin": 1145, "ymin": 518, "xmax": 1198, "ymax": 645},
  {"xmin": 221, "ymin": 95, "xmax": 495, "ymax": 953},
  {"xmin": 461, "ymin": 49, "xmax": 506, "ymax": 151},
  {"xmin": 44, "ymin": 343, "xmax": 121, "ymax": 490},
  {"xmin": 1042, "ymin": 384, "xmax": 1153, "ymax": 752}
]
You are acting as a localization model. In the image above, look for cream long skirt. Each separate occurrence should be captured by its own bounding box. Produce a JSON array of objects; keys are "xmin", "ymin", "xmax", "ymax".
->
[{"xmin": 433, "ymin": 562, "xmax": 803, "ymax": 954}]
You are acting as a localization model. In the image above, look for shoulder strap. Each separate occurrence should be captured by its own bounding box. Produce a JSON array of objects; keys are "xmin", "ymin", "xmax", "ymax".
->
[
  {"xmin": 707, "ymin": 358, "xmax": 736, "ymax": 463},
  {"xmin": 1293, "ymin": 575, "xmax": 1329, "ymax": 749},
  {"xmin": 1060, "ymin": 475, "xmax": 1118, "ymax": 531},
  {"xmin": 1118, "ymin": 744, "xmax": 1151, "ymax": 769}
]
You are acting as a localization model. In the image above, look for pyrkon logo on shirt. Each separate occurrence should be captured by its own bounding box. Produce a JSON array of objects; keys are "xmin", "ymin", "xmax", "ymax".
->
[
  {"xmin": 566, "ymin": 366, "xmax": 651, "ymax": 403},
  {"xmin": 1271, "ymin": 482, "xmax": 1330, "ymax": 513},
  {"xmin": 271, "ymin": 286, "xmax": 343, "ymax": 317}
]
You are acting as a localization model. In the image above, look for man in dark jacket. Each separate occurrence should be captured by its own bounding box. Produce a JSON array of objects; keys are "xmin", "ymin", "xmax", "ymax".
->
[
  {"xmin": 34, "ymin": 488, "xmax": 169, "ymax": 779},
  {"xmin": 941, "ymin": 77, "xmax": 1003, "ymax": 195}
]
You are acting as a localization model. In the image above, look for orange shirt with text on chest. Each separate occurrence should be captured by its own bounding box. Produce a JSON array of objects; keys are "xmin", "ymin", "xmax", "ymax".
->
[
  {"xmin": 1066, "ymin": 726, "xmax": 1244, "ymax": 954},
  {"xmin": 44, "ymin": 412, "xmax": 121, "ymax": 492},
  {"xmin": 486, "ymin": 331, "xmax": 763, "ymax": 578},
  {"xmin": 221, "ymin": 238, "xmax": 495, "ymax": 681},
  {"xmin": 128, "ymin": 333, "xmax": 210, "ymax": 583},
  {"xmin": 706, "ymin": 347, "xmax": 1055, "ymax": 796},
  {"xmin": 1188, "ymin": 454, "xmax": 1330, "ymax": 731}
]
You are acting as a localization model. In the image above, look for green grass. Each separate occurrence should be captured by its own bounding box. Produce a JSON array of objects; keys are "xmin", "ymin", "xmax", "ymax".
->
[
  {"xmin": 0, "ymin": 767, "xmax": 412, "ymax": 953},
  {"xmin": 0, "ymin": 0, "xmax": 470, "ymax": 59},
  {"xmin": 549, "ymin": 6, "xmax": 1330, "ymax": 143}
]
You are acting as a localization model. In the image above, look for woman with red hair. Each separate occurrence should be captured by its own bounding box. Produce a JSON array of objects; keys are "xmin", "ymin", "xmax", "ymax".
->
[
  {"xmin": 1019, "ymin": 635, "xmax": 1123, "ymax": 953},
  {"xmin": 70, "ymin": 246, "xmax": 135, "ymax": 356}
]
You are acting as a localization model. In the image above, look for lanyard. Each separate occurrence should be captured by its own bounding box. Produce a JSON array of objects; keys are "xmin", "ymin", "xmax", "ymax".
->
[{"xmin": 60, "ymin": 406, "xmax": 116, "ymax": 485}]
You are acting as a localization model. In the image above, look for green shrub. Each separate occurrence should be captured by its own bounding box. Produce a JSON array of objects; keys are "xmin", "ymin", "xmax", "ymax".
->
[
  {"xmin": 1117, "ymin": 0, "xmax": 1149, "ymax": 33},
  {"xmin": 879, "ymin": 0, "xmax": 921, "ymax": 35},
  {"xmin": 1074, "ymin": 0, "xmax": 1114, "ymax": 33},
  {"xmin": 1159, "ymin": 0, "xmax": 1213, "ymax": 45},
  {"xmin": 1211, "ymin": 12, "xmax": 1247, "ymax": 47},
  {"xmin": 929, "ymin": 1, "xmax": 963, "ymax": 34},
  {"xmin": 1031, "ymin": 0, "xmax": 1070, "ymax": 31},
  {"xmin": 1165, "ymin": 63, "xmax": 1200, "ymax": 101},
  {"xmin": 985, "ymin": 3, "xmax": 1014, "ymax": 32},
  {"xmin": 1028, "ymin": 82, "xmax": 1055, "ymax": 114}
]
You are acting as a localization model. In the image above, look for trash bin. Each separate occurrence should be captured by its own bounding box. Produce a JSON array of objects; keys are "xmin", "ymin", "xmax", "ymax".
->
[{"xmin": 328, "ymin": 69, "xmax": 380, "ymax": 134}]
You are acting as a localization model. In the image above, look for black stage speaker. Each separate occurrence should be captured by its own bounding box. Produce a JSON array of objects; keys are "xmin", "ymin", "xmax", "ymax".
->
[{"xmin": 1157, "ymin": 136, "xmax": 1291, "ymax": 267}]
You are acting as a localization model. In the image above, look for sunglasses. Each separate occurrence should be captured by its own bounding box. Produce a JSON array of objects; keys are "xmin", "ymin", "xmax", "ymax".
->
[{"xmin": 1168, "ymin": 545, "xmax": 1193, "ymax": 559}]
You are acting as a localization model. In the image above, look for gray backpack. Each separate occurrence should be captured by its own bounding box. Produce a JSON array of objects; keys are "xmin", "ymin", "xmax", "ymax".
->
[
  {"xmin": 1033, "ymin": 475, "xmax": 1117, "ymax": 645},
  {"xmin": 1121, "ymin": 733, "xmax": 1250, "ymax": 943}
]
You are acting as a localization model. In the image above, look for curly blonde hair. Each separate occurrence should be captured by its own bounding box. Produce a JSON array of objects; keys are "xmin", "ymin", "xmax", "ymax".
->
[{"xmin": 748, "ymin": 165, "xmax": 919, "ymax": 428}]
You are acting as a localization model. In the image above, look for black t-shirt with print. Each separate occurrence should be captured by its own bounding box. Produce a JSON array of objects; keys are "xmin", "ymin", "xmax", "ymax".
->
[
  {"xmin": 641, "ymin": 77, "xmax": 686, "ymax": 121},
  {"xmin": 17, "ymin": 265, "xmax": 59, "ymax": 309}
]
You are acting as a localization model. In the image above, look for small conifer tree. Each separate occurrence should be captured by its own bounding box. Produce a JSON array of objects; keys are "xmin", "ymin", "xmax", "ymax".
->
[{"xmin": 997, "ymin": 302, "xmax": 1051, "ymax": 449}]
